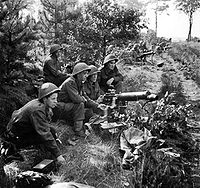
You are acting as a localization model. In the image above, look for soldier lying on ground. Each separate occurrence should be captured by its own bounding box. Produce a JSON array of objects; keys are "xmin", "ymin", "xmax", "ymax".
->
[
  {"xmin": 1, "ymin": 83, "xmax": 66, "ymax": 164},
  {"xmin": 131, "ymin": 41, "xmax": 152, "ymax": 62},
  {"xmin": 99, "ymin": 54, "xmax": 123, "ymax": 94},
  {"xmin": 55, "ymin": 62, "xmax": 106, "ymax": 139},
  {"xmin": 43, "ymin": 44, "xmax": 71, "ymax": 87},
  {"xmin": 84, "ymin": 65, "xmax": 105, "ymax": 121}
]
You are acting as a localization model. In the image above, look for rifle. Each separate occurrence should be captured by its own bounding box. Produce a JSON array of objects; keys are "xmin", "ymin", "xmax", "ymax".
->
[{"xmin": 102, "ymin": 90, "xmax": 158, "ymax": 123}]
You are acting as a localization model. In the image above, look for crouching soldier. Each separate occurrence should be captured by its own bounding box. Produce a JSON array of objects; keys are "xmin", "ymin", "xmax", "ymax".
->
[
  {"xmin": 99, "ymin": 54, "xmax": 123, "ymax": 94},
  {"xmin": 84, "ymin": 65, "xmax": 103, "ymax": 102},
  {"xmin": 84, "ymin": 65, "xmax": 104, "ymax": 120},
  {"xmin": 1, "ymin": 83, "xmax": 66, "ymax": 164},
  {"xmin": 43, "ymin": 44, "xmax": 70, "ymax": 87},
  {"xmin": 56, "ymin": 62, "xmax": 106, "ymax": 139}
]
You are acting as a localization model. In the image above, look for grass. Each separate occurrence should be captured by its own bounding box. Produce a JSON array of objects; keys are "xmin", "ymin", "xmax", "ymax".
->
[
  {"xmin": 2, "ymin": 41, "xmax": 200, "ymax": 187},
  {"xmin": 168, "ymin": 42, "xmax": 200, "ymax": 88},
  {"xmin": 54, "ymin": 124, "xmax": 134, "ymax": 188},
  {"xmin": 158, "ymin": 71, "xmax": 186, "ymax": 104}
]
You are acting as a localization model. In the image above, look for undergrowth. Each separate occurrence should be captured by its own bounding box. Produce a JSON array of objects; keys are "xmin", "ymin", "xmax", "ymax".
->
[
  {"xmin": 158, "ymin": 71, "xmax": 186, "ymax": 104},
  {"xmin": 168, "ymin": 42, "xmax": 200, "ymax": 88},
  {"xmin": 0, "ymin": 85, "xmax": 31, "ymax": 134}
]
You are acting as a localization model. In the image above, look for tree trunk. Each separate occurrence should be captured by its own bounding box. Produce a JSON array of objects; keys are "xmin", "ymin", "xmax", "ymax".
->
[
  {"xmin": 102, "ymin": 35, "xmax": 107, "ymax": 61},
  {"xmin": 155, "ymin": 0, "xmax": 158, "ymax": 38},
  {"xmin": 187, "ymin": 12, "xmax": 193, "ymax": 41}
]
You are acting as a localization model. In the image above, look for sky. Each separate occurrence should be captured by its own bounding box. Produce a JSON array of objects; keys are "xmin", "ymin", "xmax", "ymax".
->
[{"xmin": 144, "ymin": 1, "xmax": 200, "ymax": 41}]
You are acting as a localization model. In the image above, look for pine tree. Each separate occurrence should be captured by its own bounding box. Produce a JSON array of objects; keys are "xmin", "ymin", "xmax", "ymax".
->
[{"xmin": 0, "ymin": 0, "xmax": 37, "ymax": 85}]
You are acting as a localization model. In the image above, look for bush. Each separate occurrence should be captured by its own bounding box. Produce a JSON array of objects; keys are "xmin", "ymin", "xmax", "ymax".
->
[{"xmin": 0, "ymin": 85, "xmax": 31, "ymax": 134}]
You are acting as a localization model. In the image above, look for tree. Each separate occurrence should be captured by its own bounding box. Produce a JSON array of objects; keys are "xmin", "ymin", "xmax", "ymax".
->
[
  {"xmin": 82, "ymin": 0, "xmax": 145, "ymax": 60},
  {"xmin": 145, "ymin": 0, "xmax": 171, "ymax": 37},
  {"xmin": 176, "ymin": 0, "xmax": 200, "ymax": 41},
  {"xmin": 40, "ymin": 0, "xmax": 145, "ymax": 65},
  {"xmin": 117, "ymin": 0, "xmax": 144, "ymax": 10},
  {"xmin": 40, "ymin": 0, "xmax": 79, "ymax": 43},
  {"xmin": 40, "ymin": 0, "xmax": 83, "ymax": 66},
  {"xmin": 0, "ymin": 0, "xmax": 38, "ymax": 85}
]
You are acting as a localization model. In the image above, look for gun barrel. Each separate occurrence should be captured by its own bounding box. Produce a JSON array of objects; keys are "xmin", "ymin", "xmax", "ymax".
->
[{"xmin": 116, "ymin": 91, "xmax": 151, "ymax": 101}]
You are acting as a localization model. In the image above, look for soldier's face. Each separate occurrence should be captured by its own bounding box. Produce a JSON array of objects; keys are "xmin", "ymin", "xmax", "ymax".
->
[
  {"xmin": 45, "ymin": 93, "xmax": 58, "ymax": 109},
  {"xmin": 108, "ymin": 60, "xmax": 116, "ymax": 70},
  {"xmin": 77, "ymin": 70, "xmax": 88, "ymax": 83},
  {"xmin": 90, "ymin": 73, "xmax": 98, "ymax": 82}
]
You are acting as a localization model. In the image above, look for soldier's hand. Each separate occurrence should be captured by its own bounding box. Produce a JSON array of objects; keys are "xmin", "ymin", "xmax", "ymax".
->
[
  {"xmin": 97, "ymin": 95, "xmax": 104, "ymax": 103},
  {"xmin": 56, "ymin": 155, "xmax": 66, "ymax": 165},
  {"xmin": 98, "ymin": 104, "xmax": 107, "ymax": 111},
  {"xmin": 106, "ymin": 78, "xmax": 114, "ymax": 86}
]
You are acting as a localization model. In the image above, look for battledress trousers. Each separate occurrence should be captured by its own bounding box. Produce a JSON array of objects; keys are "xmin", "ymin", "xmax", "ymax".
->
[
  {"xmin": 4, "ymin": 99, "xmax": 61, "ymax": 159},
  {"xmin": 56, "ymin": 76, "xmax": 99, "ymax": 131}
]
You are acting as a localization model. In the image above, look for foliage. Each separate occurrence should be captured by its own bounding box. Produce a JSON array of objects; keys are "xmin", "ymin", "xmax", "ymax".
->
[
  {"xmin": 40, "ymin": 0, "xmax": 145, "ymax": 65},
  {"xmin": 0, "ymin": 0, "xmax": 38, "ymax": 85},
  {"xmin": 159, "ymin": 71, "xmax": 186, "ymax": 104},
  {"xmin": 0, "ymin": 85, "xmax": 31, "ymax": 134},
  {"xmin": 176, "ymin": 0, "xmax": 200, "ymax": 15},
  {"xmin": 83, "ymin": 0, "xmax": 145, "ymax": 59},
  {"xmin": 168, "ymin": 42, "xmax": 200, "ymax": 88},
  {"xmin": 144, "ymin": 29, "xmax": 157, "ymax": 48},
  {"xmin": 126, "ymin": 92, "xmax": 200, "ymax": 187}
]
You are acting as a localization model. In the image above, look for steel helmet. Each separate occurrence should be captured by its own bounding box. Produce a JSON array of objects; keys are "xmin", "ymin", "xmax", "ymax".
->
[
  {"xmin": 103, "ymin": 54, "xmax": 118, "ymax": 65},
  {"xmin": 50, "ymin": 44, "xmax": 62, "ymax": 54},
  {"xmin": 88, "ymin": 65, "xmax": 100, "ymax": 76},
  {"xmin": 38, "ymin": 82, "xmax": 60, "ymax": 100},
  {"xmin": 72, "ymin": 62, "xmax": 91, "ymax": 75}
]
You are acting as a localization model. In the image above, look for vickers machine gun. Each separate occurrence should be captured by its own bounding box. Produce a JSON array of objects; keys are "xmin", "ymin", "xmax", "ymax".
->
[{"xmin": 102, "ymin": 89, "xmax": 158, "ymax": 123}]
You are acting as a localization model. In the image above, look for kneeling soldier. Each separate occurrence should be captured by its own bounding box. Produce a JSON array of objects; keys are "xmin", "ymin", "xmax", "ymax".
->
[
  {"xmin": 2, "ymin": 83, "xmax": 66, "ymax": 164},
  {"xmin": 57, "ymin": 62, "xmax": 105, "ymax": 139}
]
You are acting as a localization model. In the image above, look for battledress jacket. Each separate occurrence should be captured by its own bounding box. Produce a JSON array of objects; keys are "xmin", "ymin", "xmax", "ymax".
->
[
  {"xmin": 83, "ymin": 80, "xmax": 101, "ymax": 101},
  {"xmin": 43, "ymin": 56, "xmax": 68, "ymax": 86},
  {"xmin": 7, "ymin": 99, "xmax": 61, "ymax": 158},
  {"xmin": 98, "ymin": 66, "xmax": 123, "ymax": 92},
  {"xmin": 58, "ymin": 76, "xmax": 99, "ymax": 109}
]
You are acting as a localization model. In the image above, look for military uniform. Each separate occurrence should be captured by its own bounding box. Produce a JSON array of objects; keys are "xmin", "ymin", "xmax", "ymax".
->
[
  {"xmin": 84, "ymin": 80, "xmax": 101, "ymax": 101},
  {"xmin": 43, "ymin": 56, "xmax": 68, "ymax": 87},
  {"xmin": 5, "ymin": 99, "xmax": 61, "ymax": 158},
  {"xmin": 57, "ymin": 76, "xmax": 99, "ymax": 123},
  {"xmin": 83, "ymin": 80, "xmax": 104, "ymax": 121},
  {"xmin": 99, "ymin": 66, "xmax": 123, "ymax": 93}
]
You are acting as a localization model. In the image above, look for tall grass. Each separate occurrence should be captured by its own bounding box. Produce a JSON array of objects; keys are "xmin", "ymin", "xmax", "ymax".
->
[
  {"xmin": 54, "ymin": 131, "xmax": 134, "ymax": 188},
  {"xmin": 169, "ymin": 42, "xmax": 200, "ymax": 88},
  {"xmin": 158, "ymin": 71, "xmax": 186, "ymax": 104}
]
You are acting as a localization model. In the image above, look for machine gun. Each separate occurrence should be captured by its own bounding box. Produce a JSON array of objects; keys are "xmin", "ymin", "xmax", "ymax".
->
[
  {"xmin": 137, "ymin": 50, "xmax": 155, "ymax": 61},
  {"xmin": 102, "ymin": 90, "xmax": 158, "ymax": 123}
]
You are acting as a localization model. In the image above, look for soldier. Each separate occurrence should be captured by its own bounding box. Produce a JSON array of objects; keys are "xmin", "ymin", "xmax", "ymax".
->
[
  {"xmin": 57, "ymin": 62, "xmax": 106, "ymax": 139},
  {"xmin": 99, "ymin": 54, "xmax": 123, "ymax": 93},
  {"xmin": 43, "ymin": 44, "xmax": 70, "ymax": 87},
  {"xmin": 84, "ymin": 65, "xmax": 102, "ymax": 101},
  {"xmin": 2, "ymin": 83, "xmax": 66, "ymax": 164},
  {"xmin": 84, "ymin": 65, "xmax": 104, "ymax": 121}
]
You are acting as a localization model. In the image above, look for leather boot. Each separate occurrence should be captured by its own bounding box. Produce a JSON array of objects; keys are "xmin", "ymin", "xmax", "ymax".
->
[{"xmin": 74, "ymin": 121, "xmax": 86, "ymax": 138}]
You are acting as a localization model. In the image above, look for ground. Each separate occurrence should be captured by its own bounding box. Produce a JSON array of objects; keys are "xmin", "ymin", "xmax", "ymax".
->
[{"xmin": 2, "ymin": 41, "xmax": 200, "ymax": 188}]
